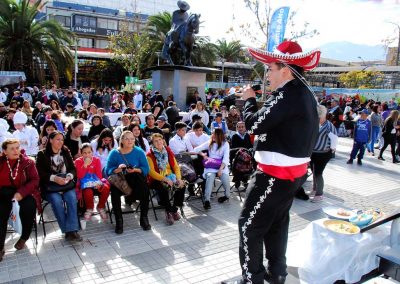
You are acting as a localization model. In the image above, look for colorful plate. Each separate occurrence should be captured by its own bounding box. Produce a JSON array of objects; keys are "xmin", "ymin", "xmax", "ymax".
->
[{"xmin": 323, "ymin": 220, "xmax": 360, "ymax": 235}]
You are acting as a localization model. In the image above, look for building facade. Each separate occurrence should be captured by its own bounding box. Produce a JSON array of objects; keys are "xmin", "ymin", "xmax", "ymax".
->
[{"xmin": 38, "ymin": 0, "xmax": 176, "ymax": 87}]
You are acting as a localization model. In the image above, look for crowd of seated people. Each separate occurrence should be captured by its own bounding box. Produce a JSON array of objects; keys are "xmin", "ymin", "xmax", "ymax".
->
[{"xmin": 0, "ymin": 84, "xmax": 259, "ymax": 262}]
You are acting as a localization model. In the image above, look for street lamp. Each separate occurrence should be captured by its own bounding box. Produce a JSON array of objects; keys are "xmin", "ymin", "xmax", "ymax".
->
[
  {"xmin": 220, "ymin": 58, "xmax": 225, "ymax": 87},
  {"xmin": 358, "ymin": 56, "xmax": 369, "ymax": 71},
  {"xmin": 155, "ymin": 51, "xmax": 161, "ymax": 66}
]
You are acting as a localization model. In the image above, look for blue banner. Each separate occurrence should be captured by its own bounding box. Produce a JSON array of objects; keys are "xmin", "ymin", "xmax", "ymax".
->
[{"xmin": 267, "ymin": 7, "xmax": 290, "ymax": 52}]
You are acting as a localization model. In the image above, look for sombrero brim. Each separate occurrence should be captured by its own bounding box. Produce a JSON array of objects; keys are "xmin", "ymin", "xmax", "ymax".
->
[
  {"xmin": 177, "ymin": 0, "xmax": 190, "ymax": 11},
  {"xmin": 248, "ymin": 47, "xmax": 321, "ymax": 71}
]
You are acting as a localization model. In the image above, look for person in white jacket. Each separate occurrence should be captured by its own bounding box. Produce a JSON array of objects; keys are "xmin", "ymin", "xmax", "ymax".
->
[
  {"xmin": 0, "ymin": 118, "xmax": 13, "ymax": 146},
  {"xmin": 12, "ymin": 112, "xmax": 39, "ymax": 156}
]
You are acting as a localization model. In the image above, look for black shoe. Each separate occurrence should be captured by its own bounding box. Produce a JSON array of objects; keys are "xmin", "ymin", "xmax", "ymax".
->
[
  {"xmin": 218, "ymin": 196, "xmax": 229, "ymax": 203},
  {"xmin": 65, "ymin": 231, "xmax": 83, "ymax": 242},
  {"xmin": 295, "ymin": 187, "xmax": 309, "ymax": 201},
  {"xmin": 378, "ymin": 156, "xmax": 385, "ymax": 161},
  {"xmin": 140, "ymin": 216, "xmax": 152, "ymax": 231},
  {"xmin": 115, "ymin": 218, "xmax": 123, "ymax": 234},
  {"xmin": 204, "ymin": 200, "xmax": 211, "ymax": 209},
  {"xmin": 357, "ymin": 159, "xmax": 362, "ymax": 165},
  {"xmin": 264, "ymin": 271, "xmax": 286, "ymax": 284},
  {"xmin": 393, "ymin": 159, "xmax": 400, "ymax": 164},
  {"xmin": 346, "ymin": 159, "xmax": 353, "ymax": 164}
]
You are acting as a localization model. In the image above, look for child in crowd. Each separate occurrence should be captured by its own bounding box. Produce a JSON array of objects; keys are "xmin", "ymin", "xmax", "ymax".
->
[
  {"xmin": 347, "ymin": 109, "xmax": 371, "ymax": 165},
  {"xmin": 75, "ymin": 143, "xmax": 110, "ymax": 221}
]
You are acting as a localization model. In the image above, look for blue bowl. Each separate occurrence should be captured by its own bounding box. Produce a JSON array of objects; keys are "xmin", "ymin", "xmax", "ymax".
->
[{"xmin": 349, "ymin": 214, "xmax": 373, "ymax": 227}]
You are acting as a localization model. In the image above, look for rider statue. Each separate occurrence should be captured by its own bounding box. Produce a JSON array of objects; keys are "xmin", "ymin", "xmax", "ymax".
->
[{"xmin": 162, "ymin": 0, "xmax": 193, "ymax": 65}]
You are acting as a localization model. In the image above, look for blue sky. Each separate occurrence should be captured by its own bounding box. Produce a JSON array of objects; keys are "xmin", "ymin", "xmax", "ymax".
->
[{"xmin": 190, "ymin": 0, "xmax": 400, "ymax": 51}]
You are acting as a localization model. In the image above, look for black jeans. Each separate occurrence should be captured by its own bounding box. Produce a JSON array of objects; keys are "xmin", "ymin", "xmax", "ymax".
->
[
  {"xmin": 310, "ymin": 151, "xmax": 332, "ymax": 196},
  {"xmin": 0, "ymin": 188, "xmax": 36, "ymax": 250},
  {"xmin": 238, "ymin": 170, "xmax": 306, "ymax": 284},
  {"xmin": 111, "ymin": 172, "xmax": 149, "ymax": 219},
  {"xmin": 151, "ymin": 181, "xmax": 185, "ymax": 213},
  {"xmin": 379, "ymin": 134, "xmax": 396, "ymax": 161}
]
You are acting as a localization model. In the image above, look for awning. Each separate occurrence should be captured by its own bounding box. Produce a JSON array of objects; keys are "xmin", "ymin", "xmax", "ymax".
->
[{"xmin": 0, "ymin": 71, "xmax": 26, "ymax": 87}]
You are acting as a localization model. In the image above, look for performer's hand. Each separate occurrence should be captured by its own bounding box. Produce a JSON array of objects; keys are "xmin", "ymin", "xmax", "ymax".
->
[{"xmin": 242, "ymin": 84, "xmax": 256, "ymax": 101}]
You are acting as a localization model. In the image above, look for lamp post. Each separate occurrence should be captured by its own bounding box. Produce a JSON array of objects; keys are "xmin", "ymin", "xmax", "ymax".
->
[
  {"xmin": 155, "ymin": 51, "xmax": 161, "ymax": 66},
  {"xmin": 220, "ymin": 58, "xmax": 225, "ymax": 88},
  {"xmin": 358, "ymin": 56, "xmax": 369, "ymax": 71}
]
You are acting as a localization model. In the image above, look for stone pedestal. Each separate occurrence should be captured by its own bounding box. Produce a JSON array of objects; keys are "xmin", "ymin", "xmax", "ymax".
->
[{"xmin": 146, "ymin": 65, "xmax": 220, "ymax": 111}]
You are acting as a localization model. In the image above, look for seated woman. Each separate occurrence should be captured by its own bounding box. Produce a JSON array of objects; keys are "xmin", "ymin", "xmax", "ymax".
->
[
  {"xmin": 74, "ymin": 143, "xmax": 110, "ymax": 221},
  {"xmin": 88, "ymin": 115, "xmax": 107, "ymax": 141},
  {"xmin": 128, "ymin": 123, "xmax": 150, "ymax": 153},
  {"xmin": 36, "ymin": 131, "xmax": 82, "ymax": 242},
  {"xmin": 0, "ymin": 139, "xmax": 40, "ymax": 262},
  {"xmin": 90, "ymin": 129, "xmax": 117, "ymax": 174},
  {"xmin": 38, "ymin": 120, "xmax": 57, "ymax": 150},
  {"xmin": 194, "ymin": 128, "xmax": 230, "ymax": 210},
  {"xmin": 146, "ymin": 133, "xmax": 185, "ymax": 225},
  {"xmin": 105, "ymin": 130, "xmax": 151, "ymax": 234},
  {"xmin": 64, "ymin": 119, "xmax": 90, "ymax": 160}
]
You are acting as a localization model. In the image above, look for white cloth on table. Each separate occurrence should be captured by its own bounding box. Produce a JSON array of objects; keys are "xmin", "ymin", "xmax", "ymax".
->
[{"xmin": 286, "ymin": 218, "xmax": 392, "ymax": 284}]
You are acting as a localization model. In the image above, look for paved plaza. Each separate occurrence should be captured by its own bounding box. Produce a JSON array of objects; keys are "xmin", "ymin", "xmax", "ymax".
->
[{"xmin": 1, "ymin": 137, "xmax": 399, "ymax": 284}]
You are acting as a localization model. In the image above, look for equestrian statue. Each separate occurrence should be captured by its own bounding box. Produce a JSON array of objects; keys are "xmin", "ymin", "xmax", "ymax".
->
[{"xmin": 161, "ymin": 0, "xmax": 200, "ymax": 66}]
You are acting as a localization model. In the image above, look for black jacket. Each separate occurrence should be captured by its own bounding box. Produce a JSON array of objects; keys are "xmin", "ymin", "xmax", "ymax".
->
[{"xmin": 243, "ymin": 79, "xmax": 319, "ymax": 159}]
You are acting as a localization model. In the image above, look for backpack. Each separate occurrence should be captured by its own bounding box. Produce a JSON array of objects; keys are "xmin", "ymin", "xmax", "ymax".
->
[
  {"xmin": 175, "ymin": 153, "xmax": 197, "ymax": 183},
  {"xmin": 233, "ymin": 148, "xmax": 253, "ymax": 174}
]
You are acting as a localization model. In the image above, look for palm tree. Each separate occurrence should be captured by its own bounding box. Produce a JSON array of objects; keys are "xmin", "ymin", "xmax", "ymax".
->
[
  {"xmin": 213, "ymin": 39, "xmax": 246, "ymax": 63},
  {"xmin": 0, "ymin": 0, "xmax": 75, "ymax": 84}
]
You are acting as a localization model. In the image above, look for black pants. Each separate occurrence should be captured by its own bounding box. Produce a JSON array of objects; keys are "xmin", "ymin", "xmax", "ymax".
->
[
  {"xmin": 238, "ymin": 170, "xmax": 306, "ymax": 284},
  {"xmin": 379, "ymin": 134, "xmax": 396, "ymax": 161},
  {"xmin": 0, "ymin": 188, "xmax": 36, "ymax": 250},
  {"xmin": 310, "ymin": 151, "xmax": 332, "ymax": 196},
  {"xmin": 151, "ymin": 181, "xmax": 185, "ymax": 213},
  {"xmin": 111, "ymin": 172, "xmax": 149, "ymax": 219},
  {"xmin": 188, "ymin": 155, "xmax": 204, "ymax": 193}
]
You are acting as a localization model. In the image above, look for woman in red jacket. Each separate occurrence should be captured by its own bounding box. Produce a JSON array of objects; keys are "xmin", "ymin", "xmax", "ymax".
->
[
  {"xmin": 0, "ymin": 139, "xmax": 41, "ymax": 262},
  {"xmin": 74, "ymin": 143, "xmax": 110, "ymax": 221}
]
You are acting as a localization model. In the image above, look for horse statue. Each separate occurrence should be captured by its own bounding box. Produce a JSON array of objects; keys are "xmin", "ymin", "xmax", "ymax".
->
[{"xmin": 161, "ymin": 13, "xmax": 201, "ymax": 66}]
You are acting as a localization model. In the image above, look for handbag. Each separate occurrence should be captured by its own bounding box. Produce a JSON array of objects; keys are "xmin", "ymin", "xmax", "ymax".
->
[
  {"xmin": 81, "ymin": 173, "xmax": 102, "ymax": 189},
  {"xmin": 46, "ymin": 173, "xmax": 76, "ymax": 193},
  {"xmin": 107, "ymin": 150, "xmax": 133, "ymax": 196},
  {"xmin": 203, "ymin": 157, "xmax": 222, "ymax": 169},
  {"xmin": 8, "ymin": 200, "xmax": 22, "ymax": 235}
]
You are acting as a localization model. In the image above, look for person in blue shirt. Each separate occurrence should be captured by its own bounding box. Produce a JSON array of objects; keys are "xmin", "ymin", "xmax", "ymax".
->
[
  {"xmin": 347, "ymin": 109, "xmax": 372, "ymax": 165},
  {"xmin": 105, "ymin": 130, "xmax": 151, "ymax": 233}
]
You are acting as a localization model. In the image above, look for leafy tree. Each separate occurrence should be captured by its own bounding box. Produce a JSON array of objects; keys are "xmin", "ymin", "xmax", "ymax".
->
[
  {"xmin": 108, "ymin": 22, "xmax": 151, "ymax": 79},
  {"xmin": 236, "ymin": 0, "xmax": 319, "ymax": 47},
  {"xmin": 0, "ymin": 0, "xmax": 74, "ymax": 84},
  {"xmin": 338, "ymin": 70, "xmax": 384, "ymax": 89}
]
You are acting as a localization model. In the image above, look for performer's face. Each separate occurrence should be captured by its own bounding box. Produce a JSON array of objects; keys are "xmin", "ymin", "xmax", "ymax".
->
[{"xmin": 266, "ymin": 63, "xmax": 285, "ymax": 91}]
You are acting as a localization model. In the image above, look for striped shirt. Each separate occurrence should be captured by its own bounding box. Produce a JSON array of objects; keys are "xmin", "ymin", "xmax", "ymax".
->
[{"xmin": 313, "ymin": 120, "xmax": 338, "ymax": 152}]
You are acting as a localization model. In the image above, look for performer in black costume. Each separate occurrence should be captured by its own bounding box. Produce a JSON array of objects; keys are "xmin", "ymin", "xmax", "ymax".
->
[{"xmin": 222, "ymin": 41, "xmax": 321, "ymax": 284}]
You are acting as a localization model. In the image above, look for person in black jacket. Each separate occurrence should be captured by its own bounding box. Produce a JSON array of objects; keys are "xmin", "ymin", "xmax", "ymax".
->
[
  {"xmin": 378, "ymin": 110, "xmax": 399, "ymax": 163},
  {"xmin": 64, "ymin": 119, "xmax": 90, "ymax": 160},
  {"xmin": 222, "ymin": 41, "xmax": 320, "ymax": 284},
  {"xmin": 87, "ymin": 115, "xmax": 106, "ymax": 140},
  {"xmin": 231, "ymin": 121, "xmax": 252, "ymax": 150}
]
